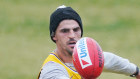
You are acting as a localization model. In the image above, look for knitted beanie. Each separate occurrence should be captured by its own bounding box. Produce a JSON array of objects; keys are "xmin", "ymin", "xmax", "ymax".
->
[{"xmin": 49, "ymin": 5, "xmax": 83, "ymax": 42}]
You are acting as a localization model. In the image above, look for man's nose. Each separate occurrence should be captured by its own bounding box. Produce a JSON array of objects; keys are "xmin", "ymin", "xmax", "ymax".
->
[{"xmin": 69, "ymin": 30, "xmax": 75, "ymax": 38}]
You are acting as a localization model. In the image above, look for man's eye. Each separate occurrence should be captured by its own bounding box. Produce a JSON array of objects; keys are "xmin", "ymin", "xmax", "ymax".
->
[
  {"xmin": 61, "ymin": 29, "xmax": 69, "ymax": 33},
  {"xmin": 73, "ymin": 27, "xmax": 80, "ymax": 32}
]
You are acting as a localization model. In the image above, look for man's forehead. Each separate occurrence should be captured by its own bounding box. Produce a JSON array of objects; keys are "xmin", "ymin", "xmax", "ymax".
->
[
  {"xmin": 59, "ymin": 26, "xmax": 80, "ymax": 30},
  {"xmin": 56, "ymin": 19, "xmax": 80, "ymax": 30},
  {"xmin": 59, "ymin": 19, "xmax": 79, "ymax": 25}
]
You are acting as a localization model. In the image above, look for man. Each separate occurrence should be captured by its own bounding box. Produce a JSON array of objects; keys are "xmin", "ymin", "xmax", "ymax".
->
[{"xmin": 38, "ymin": 5, "xmax": 140, "ymax": 79}]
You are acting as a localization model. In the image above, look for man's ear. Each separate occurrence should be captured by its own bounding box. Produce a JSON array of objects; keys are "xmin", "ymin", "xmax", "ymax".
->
[{"xmin": 52, "ymin": 35, "xmax": 57, "ymax": 41}]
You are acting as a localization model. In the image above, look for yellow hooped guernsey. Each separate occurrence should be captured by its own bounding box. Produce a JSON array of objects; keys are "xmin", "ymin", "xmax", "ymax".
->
[{"xmin": 38, "ymin": 52, "xmax": 81, "ymax": 79}]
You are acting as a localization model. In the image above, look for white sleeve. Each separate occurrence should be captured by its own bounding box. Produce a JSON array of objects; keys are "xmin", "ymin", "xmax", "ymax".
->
[
  {"xmin": 103, "ymin": 52, "xmax": 137, "ymax": 76},
  {"xmin": 39, "ymin": 61, "xmax": 70, "ymax": 79}
]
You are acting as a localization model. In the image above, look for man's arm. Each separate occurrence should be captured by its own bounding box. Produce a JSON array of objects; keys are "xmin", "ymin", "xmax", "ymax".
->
[{"xmin": 103, "ymin": 52, "xmax": 139, "ymax": 78}]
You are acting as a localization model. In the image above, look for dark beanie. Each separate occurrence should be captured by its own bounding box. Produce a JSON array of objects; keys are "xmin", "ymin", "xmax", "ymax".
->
[{"xmin": 49, "ymin": 5, "xmax": 83, "ymax": 42}]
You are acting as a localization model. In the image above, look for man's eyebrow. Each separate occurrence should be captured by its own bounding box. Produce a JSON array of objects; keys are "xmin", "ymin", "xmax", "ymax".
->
[
  {"xmin": 73, "ymin": 27, "xmax": 80, "ymax": 30},
  {"xmin": 74, "ymin": 27, "xmax": 80, "ymax": 29},
  {"xmin": 60, "ymin": 28, "xmax": 70, "ymax": 30}
]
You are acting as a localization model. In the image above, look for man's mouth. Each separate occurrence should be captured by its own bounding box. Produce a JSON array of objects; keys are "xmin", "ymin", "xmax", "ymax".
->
[{"xmin": 68, "ymin": 41, "xmax": 76, "ymax": 48}]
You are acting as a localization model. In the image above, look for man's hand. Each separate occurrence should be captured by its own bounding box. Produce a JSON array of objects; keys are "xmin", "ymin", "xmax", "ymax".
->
[{"xmin": 136, "ymin": 72, "xmax": 140, "ymax": 79}]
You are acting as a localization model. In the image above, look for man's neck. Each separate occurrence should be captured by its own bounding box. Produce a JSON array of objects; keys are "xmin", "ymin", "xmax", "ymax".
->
[{"xmin": 55, "ymin": 49, "xmax": 73, "ymax": 63}]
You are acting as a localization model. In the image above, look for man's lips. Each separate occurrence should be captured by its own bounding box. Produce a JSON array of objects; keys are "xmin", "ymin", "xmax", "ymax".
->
[{"xmin": 68, "ymin": 41, "xmax": 76, "ymax": 48}]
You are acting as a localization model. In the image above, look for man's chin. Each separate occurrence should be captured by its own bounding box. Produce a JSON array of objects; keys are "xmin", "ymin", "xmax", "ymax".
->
[{"xmin": 66, "ymin": 48, "xmax": 73, "ymax": 56}]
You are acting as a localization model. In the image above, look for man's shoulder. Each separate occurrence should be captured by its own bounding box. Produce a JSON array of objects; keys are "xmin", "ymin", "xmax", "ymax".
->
[
  {"xmin": 44, "ymin": 61, "xmax": 61, "ymax": 67},
  {"xmin": 39, "ymin": 61, "xmax": 69, "ymax": 79},
  {"xmin": 42, "ymin": 61, "xmax": 65, "ymax": 71}
]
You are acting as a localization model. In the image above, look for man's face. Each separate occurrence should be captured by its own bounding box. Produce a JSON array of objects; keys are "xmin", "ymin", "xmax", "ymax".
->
[{"xmin": 53, "ymin": 20, "xmax": 81, "ymax": 56}]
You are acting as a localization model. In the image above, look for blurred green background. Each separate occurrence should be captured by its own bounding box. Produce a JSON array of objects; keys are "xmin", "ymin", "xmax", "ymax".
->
[{"xmin": 0, "ymin": 0, "xmax": 140, "ymax": 79}]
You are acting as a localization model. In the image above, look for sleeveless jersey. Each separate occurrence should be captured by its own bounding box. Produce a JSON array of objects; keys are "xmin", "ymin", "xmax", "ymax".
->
[{"xmin": 38, "ymin": 52, "xmax": 81, "ymax": 79}]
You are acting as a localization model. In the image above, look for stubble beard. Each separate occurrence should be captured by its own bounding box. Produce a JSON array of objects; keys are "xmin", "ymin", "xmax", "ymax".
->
[{"xmin": 66, "ymin": 48, "xmax": 73, "ymax": 56}]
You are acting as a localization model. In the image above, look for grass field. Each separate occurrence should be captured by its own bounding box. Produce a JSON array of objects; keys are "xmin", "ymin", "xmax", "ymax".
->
[{"xmin": 0, "ymin": 0, "xmax": 140, "ymax": 79}]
